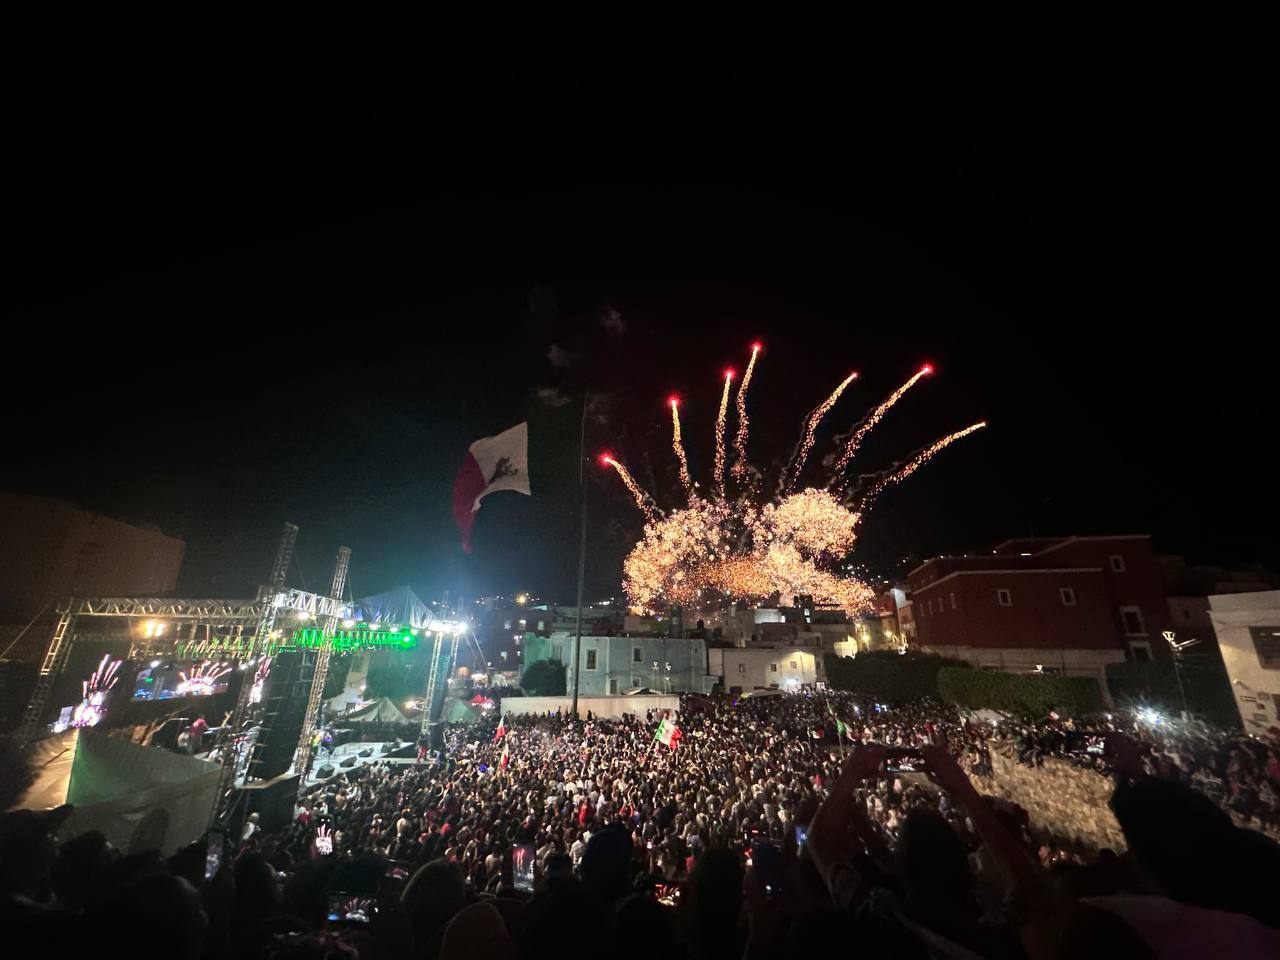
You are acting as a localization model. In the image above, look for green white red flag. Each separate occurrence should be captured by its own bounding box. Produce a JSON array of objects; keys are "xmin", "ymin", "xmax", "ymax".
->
[{"xmin": 654, "ymin": 718, "xmax": 682, "ymax": 749}]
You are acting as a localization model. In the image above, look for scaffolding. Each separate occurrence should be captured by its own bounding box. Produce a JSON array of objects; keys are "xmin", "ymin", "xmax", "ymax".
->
[{"xmin": 13, "ymin": 521, "xmax": 469, "ymax": 826}]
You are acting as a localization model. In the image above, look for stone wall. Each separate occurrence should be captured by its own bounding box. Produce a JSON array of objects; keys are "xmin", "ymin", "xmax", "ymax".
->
[{"xmin": 972, "ymin": 747, "xmax": 1127, "ymax": 852}]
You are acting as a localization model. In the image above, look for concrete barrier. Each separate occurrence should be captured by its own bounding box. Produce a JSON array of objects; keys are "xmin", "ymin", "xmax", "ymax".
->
[{"xmin": 498, "ymin": 694, "xmax": 680, "ymax": 720}]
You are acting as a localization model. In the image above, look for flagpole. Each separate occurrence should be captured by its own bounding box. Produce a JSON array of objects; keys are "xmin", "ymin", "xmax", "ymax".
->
[{"xmin": 570, "ymin": 392, "xmax": 590, "ymax": 720}]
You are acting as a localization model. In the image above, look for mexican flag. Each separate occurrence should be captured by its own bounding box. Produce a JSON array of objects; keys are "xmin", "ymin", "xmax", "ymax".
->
[
  {"xmin": 654, "ymin": 718, "xmax": 682, "ymax": 750},
  {"xmin": 835, "ymin": 717, "xmax": 848, "ymax": 740},
  {"xmin": 499, "ymin": 742, "xmax": 510, "ymax": 770},
  {"xmin": 494, "ymin": 715, "xmax": 507, "ymax": 741},
  {"xmin": 453, "ymin": 422, "xmax": 531, "ymax": 553}
]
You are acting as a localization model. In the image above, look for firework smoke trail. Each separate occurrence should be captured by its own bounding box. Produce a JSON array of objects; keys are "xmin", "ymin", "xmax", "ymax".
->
[
  {"xmin": 830, "ymin": 364, "xmax": 933, "ymax": 492},
  {"xmin": 858, "ymin": 421, "xmax": 987, "ymax": 506},
  {"xmin": 784, "ymin": 369, "xmax": 859, "ymax": 493},
  {"xmin": 601, "ymin": 455, "xmax": 657, "ymax": 521},
  {"xmin": 731, "ymin": 343, "xmax": 761, "ymax": 477},
  {"xmin": 669, "ymin": 397, "xmax": 694, "ymax": 497},
  {"xmin": 713, "ymin": 369, "xmax": 733, "ymax": 499}
]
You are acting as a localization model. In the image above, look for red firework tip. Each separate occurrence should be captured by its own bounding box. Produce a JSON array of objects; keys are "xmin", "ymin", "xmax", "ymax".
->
[
  {"xmin": 667, "ymin": 395, "xmax": 680, "ymax": 408},
  {"xmin": 920, "ymin": 363, "xmax": 934, "ymax": 375},
  {"xmin": 751, "ymin": 341, "xmax": 763, "ymax": 353},
  {"xmin": 724, "ymin": 368, "xmax": 735, "ymax": 379},
  {"xmin": 598, "ymin": 454, "xmax": 614, "ymax": 466}
]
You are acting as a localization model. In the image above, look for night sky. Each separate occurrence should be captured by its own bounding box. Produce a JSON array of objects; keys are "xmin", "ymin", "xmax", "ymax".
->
[{"xmin": 9, "ymin": 55, "xmax": 1274, "ymax": 605}]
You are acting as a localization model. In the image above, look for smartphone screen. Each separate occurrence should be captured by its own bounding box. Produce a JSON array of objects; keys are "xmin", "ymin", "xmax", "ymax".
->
[
  {"xmin": 205, "ymin": 828, "xmax": 225, "ymax": 881},
  {"xmin": 750, "ymin": 839, "xmax": 783, "ymax": 899},
  {"xmin": 794, "ymin": 824, "xmax": 808, "ymax": 850},
  {"xmin": 327, "ymin": 894, "xmax": 375, "ymax": 923},
  {"xmin": 512, "ymin": 842, "xmax": 535, "ymax": 893},
  {"xmin": 884, "ymin": 751, "xmax": 925, "ymax": 773}
]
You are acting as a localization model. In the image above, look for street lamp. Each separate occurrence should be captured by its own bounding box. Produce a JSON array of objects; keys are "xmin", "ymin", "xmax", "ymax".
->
[
  {"xmin": 664, "ymin": 661, "xmax": 671, "ymax": 694},
  {"xmin": 1163, "ymin": 631, "xmax": 1199, "ymax": 720},
  {"xmin": 652, "ymin": 660, "xmax": 659, "ymax": 691}
]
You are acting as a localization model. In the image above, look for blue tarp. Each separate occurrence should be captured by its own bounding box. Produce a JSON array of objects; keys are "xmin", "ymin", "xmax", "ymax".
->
[{"xmin": 355, "ymin": 585, "xmax": 434, "ymax": 628}]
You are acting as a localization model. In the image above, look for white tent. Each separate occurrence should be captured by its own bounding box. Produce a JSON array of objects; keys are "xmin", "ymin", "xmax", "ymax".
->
[{"xmin": 344, "ymin": 697, "xmax": 412, "ymax": 724}]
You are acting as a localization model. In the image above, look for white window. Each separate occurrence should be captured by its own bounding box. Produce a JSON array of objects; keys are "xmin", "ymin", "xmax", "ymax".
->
[
  {"xmin": 633, "ymin": 647, "xmax": 642, "ymax": 663},
  {"xmin": 609, "ymin": 678, "xmax": 618, "ymax": 694},
  {"xmin": 997, "ymin": 589, "xmax": 1012, "ymax": 607},
  {"xmin": 789, "ymin": 660, "xmax": 798, "ymax": 670},
  {"xmin": 949, "ymin": 592, "xmax": 956, "ymax": 610},
  {"xmin": 500, "ymin": 651, "xmax": 508, "ymax": 661},
  {"xmin": 1109, "ymin": 554, "xmax": 1126, "ymax": 573},
  {"xmin": 1060, "ymin": 587, "xmax": 1077, "ymax": 607},
  {"xmin": 585, "ymin": 650, "xmax": 597, "ymax": 670},
  {"xmin": 504, "ymin": 620, "xmax": 512, "ymax": 630},
  {"xmin": 770, "ymin": 663, "xmax": 777, "ymax": 672},
  {"xmin": 1129, "ymin": 641, "xmax": 1152, "ymax": 662},
  {"xmin": 738, "ymin": 663, "xmax": 746, "ymax": 674},
  {"xmin": 1120, "ymin": 606, "xmax": 1146, "ymax": 636},
  {"xmin": 1249, "ymin": 627, "xmax": 1280, "ymax": 669}
]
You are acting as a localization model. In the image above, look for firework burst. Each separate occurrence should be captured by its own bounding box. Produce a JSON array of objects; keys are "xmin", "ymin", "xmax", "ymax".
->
[
  {"xmin": 607, "ymin": 346, "xmax": 984, "ymax": 616},
  {"xmin": 70, "ymin": 655, "xmax": 122, "ymax": 728},
  {"xmin": 176, "ymin": 661, "xmax": 233, "ymax": 697}
]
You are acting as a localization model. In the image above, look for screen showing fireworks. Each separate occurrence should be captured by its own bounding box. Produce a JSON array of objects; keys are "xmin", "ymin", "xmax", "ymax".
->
[{"xmin": 132, "ymin": 660, "xmax": 233, "ymax": 701}]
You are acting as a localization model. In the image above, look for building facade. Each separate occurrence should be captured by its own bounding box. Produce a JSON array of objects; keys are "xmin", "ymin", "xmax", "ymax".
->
[
  {"xmin": 907, "ymin": 535, "xmax": 1176, "ymax": 691},
  {"xmin": 706, "ymin": 645, "xmax": 825, "ymax": 693},
  {"xmin": 523, "ymin": 632, "xmax": 715, "ymax": 696},
  {"xmin": 1207, "ymin": 591, "xmax": 1280, "ymax": 736},
  {"xmin": 0, "ymin": 492, "xmax": 186, "ymax": 661}
]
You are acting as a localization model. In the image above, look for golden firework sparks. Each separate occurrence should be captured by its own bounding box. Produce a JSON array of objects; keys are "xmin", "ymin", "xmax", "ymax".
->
[
  {"xmin": 786, "ymin": 369, "xmax": 859, "ymax": 492},
  {"xmin": 601, "ymin": 350, "xmax": 984, "ymax": 619},
  {"xmin": 713, "ymin": 368, "xmax": 734, "ymax": 499},
  {"xmin": 829, "ymin": 364, "xmax": 933, "ymax": 491},
  {"xmin": 859, "ymin": 421, "xmax": 987, "ymax": 506},
  {"xmin": 731, "ymin": 342, "xmax": 761, "ymax": 477},
  {"xmin": 669, "ymin": 396, "xmax": 694, "ymax": 497},
  {"xmin": 600, "ymin": 455, "xmax": 657, "ymax": 521}
]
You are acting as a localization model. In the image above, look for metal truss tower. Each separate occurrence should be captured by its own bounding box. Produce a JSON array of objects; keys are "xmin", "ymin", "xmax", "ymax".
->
[{"xmin": 290, "ymin": 546, "xmax": 350, "ymax": 787}]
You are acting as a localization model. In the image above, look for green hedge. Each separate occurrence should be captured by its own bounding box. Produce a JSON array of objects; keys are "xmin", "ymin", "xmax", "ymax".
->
[
  {"xmin": 937, "ymin": 667, "xmax": 1105, "ymax": 717},
  {"xmin": 824, "ymin": 651, "xmax": 965, "ymax": 702}
]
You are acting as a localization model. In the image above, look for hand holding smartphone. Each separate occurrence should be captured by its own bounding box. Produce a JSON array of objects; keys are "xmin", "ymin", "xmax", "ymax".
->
[
  {"xmin": 327, "ymin": 894, "xmax": 375, "ymax": 924},
  {"xmin": 205, "ymin": 827, "xmax": 225, "ymax": 881},
  {"xmin": 882, "ymin": 749, "xmax": 926, "ymax": 774},
  {"xmin": 749, "ymin": 839, "xmax": 783, "ymax": 899},
  {"xmin": 512, "ymin": 842, "xmax": 535, "ymax": 893}
]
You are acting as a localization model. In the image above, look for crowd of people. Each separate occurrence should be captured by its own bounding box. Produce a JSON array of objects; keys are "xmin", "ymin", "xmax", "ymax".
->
[{"xmin": 3, "ymin": 692, "xmax": 1279, "ymax": 959}]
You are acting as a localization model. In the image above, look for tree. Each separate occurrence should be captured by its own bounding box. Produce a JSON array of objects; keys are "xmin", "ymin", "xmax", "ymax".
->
[
  {"xmin": 522, "ymin": 659, "xmax": 567, "ymax": 697},
  {"xmin": 823, "ymin": 651, "xmax": 965, "ymax": 702}
]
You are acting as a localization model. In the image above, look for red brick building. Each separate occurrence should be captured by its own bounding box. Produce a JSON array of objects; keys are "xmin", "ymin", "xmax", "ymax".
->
[{"xmin": 907, "ymin": 535, "xmax": 1175, "ymax": 691}]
